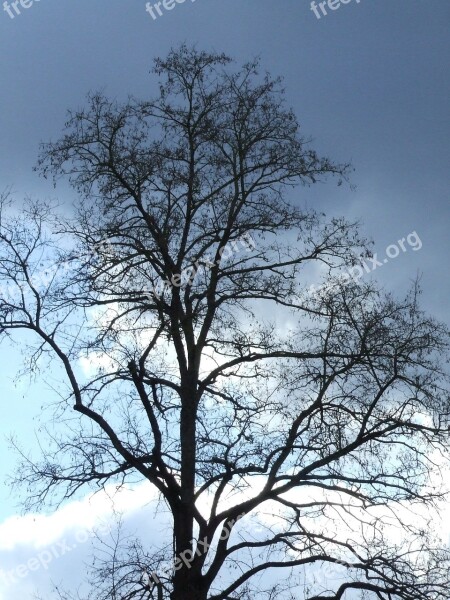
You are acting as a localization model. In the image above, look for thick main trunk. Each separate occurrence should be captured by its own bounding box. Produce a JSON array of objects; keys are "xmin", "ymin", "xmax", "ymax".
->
[
  {"xmin": 171, "ymin": 571, "xmax": 207, "ymax": 600},
  {"xmin": 172, "ymin": 374, "xmax": 205, "ymax": 600},
  {"xmin": 179, "ymin": 397, "xmax": 196, "ymax": 541}
]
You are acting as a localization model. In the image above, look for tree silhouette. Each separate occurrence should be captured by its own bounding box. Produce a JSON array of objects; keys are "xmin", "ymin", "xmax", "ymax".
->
[{"xmin": 2, "ymin": 45, "xmax": 450, "ymax": 600}]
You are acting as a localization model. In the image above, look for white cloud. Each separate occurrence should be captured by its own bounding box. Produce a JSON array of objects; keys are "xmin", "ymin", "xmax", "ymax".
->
[
  {"xmin": 0, "ymin": 483, "xmax": 158, "ymax": 552},
  {"xmin": 0, "ymin": 483, "xmax": 161, "ymax": 600}
]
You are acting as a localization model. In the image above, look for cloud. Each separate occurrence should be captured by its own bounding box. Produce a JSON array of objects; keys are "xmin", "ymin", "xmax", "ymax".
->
[
  {"xmin": 0, "ymin": 483, "xmax": 158, "ymax": 552},
  {"xmin": 0, "ymin": 483, "xmax": 161, "ymax": 600}
]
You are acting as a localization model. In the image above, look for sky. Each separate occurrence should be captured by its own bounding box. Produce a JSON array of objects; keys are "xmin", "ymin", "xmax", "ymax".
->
[{"xmin": 0, "ymin": 0, "xmax": 449, "ymax": 598}]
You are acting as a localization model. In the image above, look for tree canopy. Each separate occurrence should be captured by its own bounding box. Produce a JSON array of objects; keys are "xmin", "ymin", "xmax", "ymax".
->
[{"xmin": 1, "ymin": 45, "xmax": 450, "ymax": 600}]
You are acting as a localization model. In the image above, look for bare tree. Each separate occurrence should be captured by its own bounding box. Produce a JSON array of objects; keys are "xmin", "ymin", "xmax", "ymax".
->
[{"xmin": 2, "ymin": 45, "xmax": 450, "ymax": 600}]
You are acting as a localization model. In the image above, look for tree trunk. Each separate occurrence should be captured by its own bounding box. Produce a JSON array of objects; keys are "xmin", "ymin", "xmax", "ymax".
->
[
  {"xmin": 172, "ymin": 372, "xmax": 204, "ymax": 600},
  {"xmin": 171, "ymin": 573, "xmax": 207, "ymax": 600}
]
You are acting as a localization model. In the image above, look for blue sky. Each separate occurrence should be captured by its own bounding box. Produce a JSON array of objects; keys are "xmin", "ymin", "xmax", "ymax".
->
[{"xmin": 0, "ymin": 0, "xmax": 449, "ymax": 597}]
